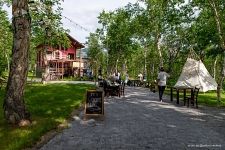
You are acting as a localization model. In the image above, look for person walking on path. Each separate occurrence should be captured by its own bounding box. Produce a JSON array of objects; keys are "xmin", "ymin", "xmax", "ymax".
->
[
  {"xmin": 157, "ymin": 67, "xmax": 170, "ymax": 102},
  {"xmin": 125, "ymin": 73, "xmax": 129, "ymax": 85}
]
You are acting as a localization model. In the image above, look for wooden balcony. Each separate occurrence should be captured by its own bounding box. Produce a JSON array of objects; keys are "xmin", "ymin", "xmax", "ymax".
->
[{"xmin": 47, "ymin": 54, "xmax": 67, "ymax": 60}]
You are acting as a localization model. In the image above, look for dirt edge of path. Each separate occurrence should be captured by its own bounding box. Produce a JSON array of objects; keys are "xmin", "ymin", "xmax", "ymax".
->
[{"xmin": 24, "ymin": 105, "xmax": 85, "ymax": 150}]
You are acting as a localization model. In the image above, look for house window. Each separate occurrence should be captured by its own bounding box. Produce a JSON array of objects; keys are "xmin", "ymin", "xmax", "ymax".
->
[
  {"xmin": 55, "ymin": 51, "xmax": 60, "ymax": 59},
  {"xmin": 47, "ymin": 51, "xmax": 52, "ymax": 54},
  {"xmin": 67, "ymin": 53, "xmax": 74, "ymax": 60}
]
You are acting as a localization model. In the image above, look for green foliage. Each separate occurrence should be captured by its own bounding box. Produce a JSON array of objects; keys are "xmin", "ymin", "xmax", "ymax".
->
[
  {"xmin": 189, "ymin": 0, "xmax": 225, "ymax": 92},
  {"xmin": 0, "ymin": 7, "xmax": 12, "ymax": 76},
  {"xmin": 96, "ymin": 1, "xmax": 191, "ymax": 80},
  {"xmin": 94, "ymin": 0, "xmax": 225, "ymax": 91},
  {"xmin": 29, "ymin": 0, "xmax": 70, "ymax": 71},
  {"xmin": 0, "ymin": 0, "xmax": 11, "ymax": 6},
  {"xmin": 87, "ymin": 33, "xmax": 104, "ymax": 78},
  {"xmin": 0, "ymin": 83, "xmax": 95, "ymax": 150},
  {"xmin": 98, "ymin": 7, "xmax": 140, "ymax": 75},
  {"xmin": 1, "ymin": 0, "xmax": 69, "ymax": 72}
]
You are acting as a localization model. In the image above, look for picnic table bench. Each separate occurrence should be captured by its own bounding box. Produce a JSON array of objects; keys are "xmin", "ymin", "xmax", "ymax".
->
[{"xmin": 170, "ymin": 86, "xmax": 199, "ymax": 108}]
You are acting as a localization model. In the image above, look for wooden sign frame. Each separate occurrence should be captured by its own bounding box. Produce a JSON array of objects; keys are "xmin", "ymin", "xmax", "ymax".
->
[{"xmin": 85, "ymin": 90, "xmax": 104, "ymax": 115}]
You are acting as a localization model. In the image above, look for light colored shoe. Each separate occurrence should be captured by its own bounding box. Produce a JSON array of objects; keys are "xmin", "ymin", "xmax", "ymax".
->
[{"xmin": 160, "ymin": 100, "xmax": 163, "ymax": 102}]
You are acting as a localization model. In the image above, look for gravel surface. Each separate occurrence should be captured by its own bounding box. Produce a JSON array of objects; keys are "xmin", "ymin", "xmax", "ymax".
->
[{"xmin": 40, "ymin": 86, "xmax": 225, "ymax": 150}]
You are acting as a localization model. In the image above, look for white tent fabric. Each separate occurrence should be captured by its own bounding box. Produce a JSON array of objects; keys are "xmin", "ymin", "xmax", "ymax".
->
[{"xmin": 174, "ymin": 58, "xmax": 217, "ymax": 92}]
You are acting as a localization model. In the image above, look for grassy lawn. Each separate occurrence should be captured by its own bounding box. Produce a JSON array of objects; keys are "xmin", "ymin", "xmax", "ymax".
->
[
  {"xmin": 198, "ymin": 91, "xmax": 225, "ymax": 107},
  {"xmin": 165, "ymin": 88, "xmax": 225, "ymax": 107},
  {"xmin": 0, "ymin": 83, "xmax": 95, "ymax": 150}
]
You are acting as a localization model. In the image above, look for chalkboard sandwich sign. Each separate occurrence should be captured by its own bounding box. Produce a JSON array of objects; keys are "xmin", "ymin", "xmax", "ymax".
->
[{"xmin": 85, "ymin": 90, "xmax": 104, "ymax": 115}]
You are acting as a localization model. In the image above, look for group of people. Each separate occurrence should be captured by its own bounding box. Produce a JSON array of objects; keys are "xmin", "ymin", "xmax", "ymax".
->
[
  {"xmin": 98, "ymin": 67, "xmax": 170, "ymax": 102},
  {"xmin": 112, "ymin": 71, "xmax": 129, "ymax": 85},
  {"xmin": 126, "ymin": 67, "xmax": 170, "ymax": 102}
]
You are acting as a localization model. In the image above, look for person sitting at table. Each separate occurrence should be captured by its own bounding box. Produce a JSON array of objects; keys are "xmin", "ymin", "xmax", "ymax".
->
[
  {"xmin": 114, "ymin": 71, "xmax": 121, "ymax": 84},
  {"xmin": 138, "ymin": 73, "xmax": 143, "ymax": 82},
  {"xmin": 157, "ymin": 67, "xmax": 170, "ymax": 102}
]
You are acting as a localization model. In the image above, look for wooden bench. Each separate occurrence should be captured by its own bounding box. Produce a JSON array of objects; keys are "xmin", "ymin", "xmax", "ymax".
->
[{"xmin": 184, "ymin": 87, "xmax": 200, "ymax": 108}]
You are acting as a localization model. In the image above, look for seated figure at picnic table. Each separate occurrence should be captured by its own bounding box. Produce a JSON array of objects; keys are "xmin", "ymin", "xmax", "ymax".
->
[
  {"xmin": 138, "ymin": 73, "xmax": 143, "ymax": 82},
  {"xmin": 113, "ymin": 71, "xmax": 121, "ymax": 84}
]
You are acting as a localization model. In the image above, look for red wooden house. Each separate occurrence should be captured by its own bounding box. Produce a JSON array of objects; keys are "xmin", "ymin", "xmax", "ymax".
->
[{"xmin": 36, "ymin": 34, "xmax": 84, "ymax": 80}]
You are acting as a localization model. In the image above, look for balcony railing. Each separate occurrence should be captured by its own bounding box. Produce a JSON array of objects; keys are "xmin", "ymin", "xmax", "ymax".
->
[
  {"xmin": 46, "ymin": 54, "xmax": 52, "ymax": 60},
  {"xmin": 47, "ymin": 54, "xmax": 67, "ymax": 60}
]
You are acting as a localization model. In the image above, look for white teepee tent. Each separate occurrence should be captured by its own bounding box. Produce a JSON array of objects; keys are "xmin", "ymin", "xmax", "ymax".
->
[{"xmin": 174, "ymin": 58, "xmax": 217, "ymax": 92}]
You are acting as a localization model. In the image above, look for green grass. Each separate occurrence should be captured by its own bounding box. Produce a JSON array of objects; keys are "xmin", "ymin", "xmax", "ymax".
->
[
  {"xmin": 165, "ymin": 88, "xmax": 225, "ymax": 107},
  {"xmin": 198, "ymin": 91, "xmax": 225, "ymax": 107},
  {"xmin": 0, "ymin": 83, "xmax": 95, "ymax": 150}
]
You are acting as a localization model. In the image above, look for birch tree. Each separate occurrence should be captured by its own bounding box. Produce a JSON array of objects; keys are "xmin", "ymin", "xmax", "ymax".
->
[{"xmin": 3, "ymin": 0, "xmax": 31, "ymax": 125}]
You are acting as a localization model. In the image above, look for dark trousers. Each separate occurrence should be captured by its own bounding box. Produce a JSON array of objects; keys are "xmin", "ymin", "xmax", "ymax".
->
[{"xmin": 158, "ymin": 86, "xmax": 166, "ymax": 100}]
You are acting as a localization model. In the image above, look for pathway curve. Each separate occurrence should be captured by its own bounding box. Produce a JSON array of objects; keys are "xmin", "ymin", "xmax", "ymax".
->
[{"xmin": 40, "ymin": 87, "xmax": 225, "ymax": 150}]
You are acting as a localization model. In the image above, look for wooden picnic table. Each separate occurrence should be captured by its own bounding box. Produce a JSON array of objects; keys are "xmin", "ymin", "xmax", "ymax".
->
[
  {"xmin": 128, "ymin": 80, "xmax": 142, "ymax": 87},
  {"xmin": 170, "ymin": 86, "xmax": 195, "ymax": 105},
  {"xmin": 102, "ymin": 80, "xmax": 120, "ymax": 97}
]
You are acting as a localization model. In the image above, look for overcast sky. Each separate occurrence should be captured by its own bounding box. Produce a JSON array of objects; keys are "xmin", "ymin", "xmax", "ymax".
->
[
  {"xmin": 61, "ymin": 0, "xmax": 137, "ymax": 43},
  {"xmin": 3, "ymin": 0, "xmax": 137, "ymax": 43}
]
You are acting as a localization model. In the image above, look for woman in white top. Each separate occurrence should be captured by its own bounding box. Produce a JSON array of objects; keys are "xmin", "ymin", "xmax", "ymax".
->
[
  {"xmin": 157, "ymin": 67, "xmax": 170, "ymax": 102},
  {"xmin": 125, "ymin": 73, "xmax": 129, "ymax": 85}
]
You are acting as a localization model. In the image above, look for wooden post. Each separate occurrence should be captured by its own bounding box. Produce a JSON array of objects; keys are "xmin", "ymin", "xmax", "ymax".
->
[
  {"xmin": 176, "ymin": 89, "xmax": 179, "ymax": 104},
  {"xmin": 170, "ymin": 87, "xmax": 173, "ymax": 101},
  {"xmin": 62, "ymin": 61, "xmax": 64, "ymax": 79},
  {"xmin": 191, "ymin": 88, "xmax": 194, "ymax": 106}
]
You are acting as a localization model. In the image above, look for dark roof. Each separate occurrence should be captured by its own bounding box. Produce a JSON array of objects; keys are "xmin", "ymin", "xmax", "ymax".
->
[
  {"xmin": 67, "ymin": 34, "xmax": 84, "ymax": 49},
  {"xmin": 36, "ymin": 34, "xmax": 84, "ymax": 49}
]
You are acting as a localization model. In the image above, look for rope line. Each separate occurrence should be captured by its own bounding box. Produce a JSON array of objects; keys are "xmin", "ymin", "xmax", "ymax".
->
[{"xmin": 63, "ymin": 16, "xmax": 90, "ymax": 32}]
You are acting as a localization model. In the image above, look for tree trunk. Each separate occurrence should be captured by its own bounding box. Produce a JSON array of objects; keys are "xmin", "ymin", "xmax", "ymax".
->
[
  {"xmin": 122, "ymin": 60, "xmax": 127, "ymax": 76},
  {"xmin": 94, "ymin": 62, "xmax": 97, "ymax": 85},
  {"xmin": 3, "ymin": 0, "xmax": 31, "ymax": 125},
  {"xmin": 42, "ymin": 45, "xmax": 49, "ymax": 84},
  {"xmin": 144, "ymin": 47, "xmax": 147, "ymax": 79},
  {"xmin": 168, "ymin": 49, "xmax": 173, "ymax": 73},
  {"xmin": 115, "ymin": 58, "xmax": 119, "ymax": 73},
  {"xmin": 156, "ymin": 33, "xmax": 163, "ymax": 67},
  {"xmin": 213, "ymin": 56, "xmax": 218, "ymax": 79},
  {"xmin": 217, "ymin": 52, "xmax": 225, "ymax": 103}
]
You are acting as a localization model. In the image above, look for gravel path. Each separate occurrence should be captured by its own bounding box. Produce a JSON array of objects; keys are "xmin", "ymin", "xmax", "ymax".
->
[{"xmin": 40, "ymin": 86, "xmax": 225, "ymax": 150}]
